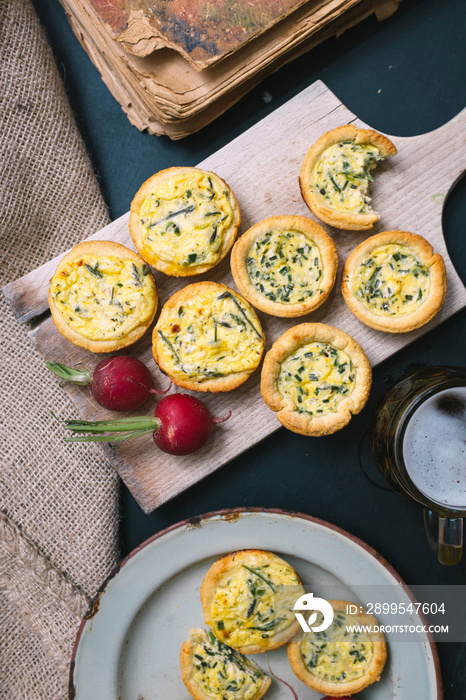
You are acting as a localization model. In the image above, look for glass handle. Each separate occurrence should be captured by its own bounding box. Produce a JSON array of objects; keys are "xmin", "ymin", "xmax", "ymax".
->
[{"xmin": 424, "ymin": 510, "xmax": 463, "ymax": 565}]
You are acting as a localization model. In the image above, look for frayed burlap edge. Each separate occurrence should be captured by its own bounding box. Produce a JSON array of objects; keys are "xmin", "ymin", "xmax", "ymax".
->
[{"xmin": 0, "ymin": 513, "xmax": 90, "ymax": 676}]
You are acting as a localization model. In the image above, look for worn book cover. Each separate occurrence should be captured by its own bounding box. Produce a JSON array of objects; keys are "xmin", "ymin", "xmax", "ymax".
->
[{"xmin": 87, "ymin": 0, "xmax": 314, "ymax": 65}]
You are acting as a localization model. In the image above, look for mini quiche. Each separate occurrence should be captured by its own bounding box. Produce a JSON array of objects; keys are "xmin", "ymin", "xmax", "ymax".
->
[
  {"xmin": 230, "ymin": 215, "xmax": 338, "ymax": 317},
  {"xmin": 129, "ymin": 166, "xmax": 240, "ymax": 276},
  {"xmin": 288, "ymin": 599, "xmax": 387, "ymax": 696},
  {"xmin": 261, "ymin": 323, "xmax": 371, "ymax": 436},
  {"xmin": 153, "ymin": 282, "xmax": 264, "ymax": 392},
  {"xmin": 180, "ymin": 628, "xmax": 271, "ymax": 700},
  {"xmin": 299, "ymin": 125, "xmax": 397, "ymax": 230},
  {"xmin": 200, "ymin": 549, "xmax": 305, "ymax": 654},
  {"xmin": 342, "ymin": 230, "xmax": 447, "ymax": 333},
  {"xmin": 48, "ymin": 241, "xmax": 157, "ymax": 352}
]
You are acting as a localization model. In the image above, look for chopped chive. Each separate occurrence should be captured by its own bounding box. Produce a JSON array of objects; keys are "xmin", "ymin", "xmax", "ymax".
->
[
  {"xmin": 158, "ymin": 330, "xmax": 183, "ymax": 367},
  {"xmin": 329, "ymin": 174, "xmax": 341, "ymax": 192},
  {"xmin": 149, "ymin": 204, "xmax": 195, "ymax": 227},
  {"xmin": 84, "ymin": 262, "xmax": 102, "ymax": 278},
  {"xmin": 242, "ymin": 565, "xmax": 276, "ymax": 591},
  {"xmin": 209, "ymin": 224, "xmax": 218, "ymax": 244},
  {"xmin": 131, "ymin": 263, "xmax": 143, "ymax": 286},
  {"xmin": 166, "ymin": 222, "xmax": 180, "ymax": 235},
  {"xmin": 250, "ymin": 617, "xmax": 285, "ymax": 631},
  {"xmin": 228, "ymin": 295, "xmax": 262, "ymax": 338}
]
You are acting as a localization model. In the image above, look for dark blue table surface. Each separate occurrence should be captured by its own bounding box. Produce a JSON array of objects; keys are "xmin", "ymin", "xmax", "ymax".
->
[{"xmin": 33, "ymin": 0, "xmax": 466, "ymax": 695}]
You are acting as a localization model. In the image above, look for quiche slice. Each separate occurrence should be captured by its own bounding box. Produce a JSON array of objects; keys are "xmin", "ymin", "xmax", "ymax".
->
[
  {"xmin": 180, "ymin": 628, "xmax": 271, "ymax": 700},
  {"xmin": 299, "ymin": 125, "xmax": 397, "ymax": 230},
  {"xmin": 260, "ymin": 323, "xmax": 371, "ymax": 436},
  {"xmin": 230, "ymin": 215, "xmax": 338, "ymax": 317},
  {"xmin": 200, "ymin": 549, "xmax": 305, "ymax": 654},
  {"xmin": 342, "ymin": 230, "xmax": 447, "ymax": 333},
  {"xmin": 48, "ymin": 240, "xmax": 157, "ymax": 352},
  {"xmin": 152, "ymin": 282, "xmax": 265, "ymax": 392},
  {"xmin": 129, "ymin": 166, "xmax": 240, "ymax": 276},
  {"xmin": 288, "ymin": 600, "xmax": 387, "ymax": 696}
]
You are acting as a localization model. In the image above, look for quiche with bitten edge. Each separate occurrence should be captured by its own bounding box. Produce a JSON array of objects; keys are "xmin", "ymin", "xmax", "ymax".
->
[
  {"xmin": 180, "ymin": 628, "xmax": 271, "ymax": 700},
  {"xmin": 288, "ymin": 599, "xmax": 387, "ymax": 696},
  {"xmin": 231, "ymin": 215, "xmax": 338, "ymax": 317},
  {"xmin": 153, "ymin": 282, "xmax": 265, "ymax": 392},
  {"xmin": 341, "ymin": 230, "xmax": 447, "ymax": 333},
  {"xmin": 200, "ymin": 549, "xmax": 305, "ymax": 654},
  {"xmin": 48, "ymin": 240, "xmax": 157, "ymax": 353},
  {"xmin": 129, "ymin": 166, "xmax": 240, "ymax": 276},
  {"xmin": 299, "ymin": 125, "xmax": 397, "ymax": 230},
  {"xmin": 261, "ymin": 323, "xmax": 371, "ymax": 436}
]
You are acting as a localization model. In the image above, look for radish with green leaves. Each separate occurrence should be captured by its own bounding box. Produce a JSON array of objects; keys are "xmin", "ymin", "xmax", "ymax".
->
[
  {"xmin": 46, "ymin": 356, "xmax": 165, "ymax": 411},
  {"xmin": 64, "ymin": 393, "xmax": 231, "ymax": 455}
]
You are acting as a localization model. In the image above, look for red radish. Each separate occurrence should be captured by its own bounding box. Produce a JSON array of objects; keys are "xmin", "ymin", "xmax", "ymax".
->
[
  {"xmin": 64, "ymin": 394, "xmax": 231, "ymax": 456},
  {"xmin": 45, "ymin": 356, "xmax": 165, "ymax": 411},
  {"xmin": 90, "ymin": 356, "xmax": 154, "ymax": 411},
  {"xmin": 153, "ymin": 394, "xmax": 219, "ymax": 455}
]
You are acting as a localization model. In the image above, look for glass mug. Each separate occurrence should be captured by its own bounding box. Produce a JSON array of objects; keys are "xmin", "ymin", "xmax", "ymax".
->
[{"xmin": 371, "ymin": 366, "xmax": 466, "ymax": 565}]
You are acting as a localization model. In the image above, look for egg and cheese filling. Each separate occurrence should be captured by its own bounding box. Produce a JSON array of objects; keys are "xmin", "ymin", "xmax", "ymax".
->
[
  {"xmin": 246, "ymin": 229, "xmax": 323, "ymax": 304},
  {"xmin": 50, "ymin": 255, "xmax": 155, "ymax": 340},
  {"xmin": 312, "ymin": 142, "xmax": 382, "ymax": 214},
  {"xmin": 156, "ymin": 289, "xmax": 264, "ymax": 382},
  {"xmin": 138, "ymin": 171, "xmax": 234, "ymax": 269},
  {"xmin": 277, "ymin": 343, "xmax": 355, "ymax": 417},
  {"xmin": 189, "ymin": 629, "xmax": 267, "ymax": 700},
  {"xmin": 351, "ymin": 243, "xmax": 430, "ymax": 316},
  {"xmin": 209, "ymin": 557, "xmax": 302, "ymax": 648},
  {"xmin": 300, "ymin": 611, "xmax": 374, "ymax": 683}
]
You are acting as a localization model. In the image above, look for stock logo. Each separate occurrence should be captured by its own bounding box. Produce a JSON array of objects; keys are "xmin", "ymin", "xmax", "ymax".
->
[{"xmin": 293, "ymin": 593, "xmax": 334, "ymax": 633}]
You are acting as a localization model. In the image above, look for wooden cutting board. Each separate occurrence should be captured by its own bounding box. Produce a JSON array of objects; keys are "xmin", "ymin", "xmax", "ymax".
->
[{"xmin": 4, "ymin": 81, "xmax": 466, "ymax": 513}]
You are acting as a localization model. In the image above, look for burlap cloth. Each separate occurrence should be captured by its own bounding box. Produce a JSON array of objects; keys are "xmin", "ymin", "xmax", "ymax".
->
[{"xmin": 0, "ymin": 1, "xmax": 119, "ymax": 697}]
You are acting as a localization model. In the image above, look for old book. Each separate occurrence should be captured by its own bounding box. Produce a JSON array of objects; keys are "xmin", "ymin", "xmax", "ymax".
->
[{"xmin": 60, "ymin": 0, "xmax": 400, "ymax": 137}]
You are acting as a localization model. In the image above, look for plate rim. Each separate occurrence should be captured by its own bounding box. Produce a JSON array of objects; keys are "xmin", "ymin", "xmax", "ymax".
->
[{"xmin": 69, "ymin": 506, "xmax": 443, "ymax": 699}]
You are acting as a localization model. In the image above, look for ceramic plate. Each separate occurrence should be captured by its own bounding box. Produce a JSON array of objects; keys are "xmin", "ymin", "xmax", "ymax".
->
[{"xmin": 70, "ymin": 509, "xmax": 441, "ymax": 699}]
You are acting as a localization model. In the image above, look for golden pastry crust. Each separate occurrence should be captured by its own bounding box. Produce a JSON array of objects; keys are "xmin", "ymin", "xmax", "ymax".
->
[
  {"xmin": 288, "ymin": 599, "xmax": 387, "ymax": 696},
  {"xmin": 230, "ymin": 215, "xmax": 338, "ymax": 317},
  {"xmin": 48, "ymin": 240, "xmax": 157, "ymax": 353},
  {"xmin": 260, "ymin": 323, "xmax": 371, "ymax": 436},
  {"xmin": 299, "ymin": 125, "xmax": 397, "ymax": 230},
  {"xmin": 152, "ymin": 282, "xmax": 265, "ymax": 392},
  {"xmin": 200, "ymin": 549, "xmax": 305, "ymax": 654},
  {"xmin": 129, "ymin": 166, "xmax": 240, "ymax": 276},
  {"xmin": 180, "ymin": 628, "xmax": 271, "ymax": 700},
  {"xmin": 341, "ymin": 230, "xmax": 447, "ymax": 333}
]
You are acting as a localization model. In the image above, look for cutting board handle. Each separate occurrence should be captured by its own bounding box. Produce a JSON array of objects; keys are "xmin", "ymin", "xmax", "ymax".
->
[
  {"xmin": 387, "ymin": 104, "xmax": 466, "ymax": 198},
  {"xmin": 434, "ymin": 104, "xmax": 466, "ymax": 136}
]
